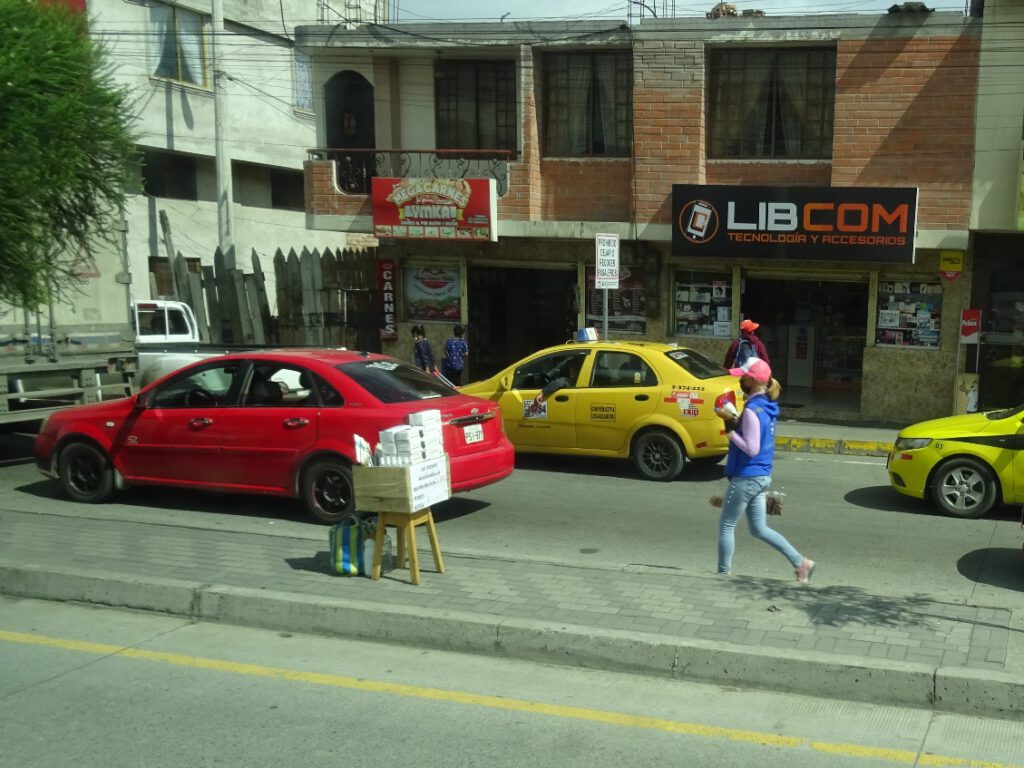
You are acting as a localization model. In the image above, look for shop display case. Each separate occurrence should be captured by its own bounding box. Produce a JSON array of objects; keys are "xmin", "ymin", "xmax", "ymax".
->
[
  {"xmin": 674, "ymin": 271, "xmax": 732, "ymax": 338},
  {"xmin": 875, "ymin": 280, "xmax": 942, "ymax": 348}
]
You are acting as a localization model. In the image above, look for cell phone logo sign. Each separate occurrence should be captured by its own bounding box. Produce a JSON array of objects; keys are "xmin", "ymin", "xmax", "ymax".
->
[{"xmin": 678, "ymin": 199, "xmax": 719, "ymax": 245}]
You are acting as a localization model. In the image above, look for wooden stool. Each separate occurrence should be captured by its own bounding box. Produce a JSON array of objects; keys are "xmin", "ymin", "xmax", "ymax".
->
[{"xmin": 370, "ymin": 506, "xmax": 444, "ymax": 585}]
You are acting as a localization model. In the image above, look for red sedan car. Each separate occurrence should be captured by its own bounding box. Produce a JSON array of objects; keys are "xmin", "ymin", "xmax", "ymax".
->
[{"xmin": 35, "ymin": 350, "xmax": 514, "ymax": 523}]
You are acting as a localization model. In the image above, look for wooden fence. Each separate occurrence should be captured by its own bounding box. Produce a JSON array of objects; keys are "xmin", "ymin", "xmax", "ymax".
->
[{"xmin": 159, "ymin": 246, "xmax": 380, "ymax": 350}]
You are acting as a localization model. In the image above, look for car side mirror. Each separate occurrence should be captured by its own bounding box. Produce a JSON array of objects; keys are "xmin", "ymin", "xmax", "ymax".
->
[
  {"xmin": 499, "ymin": 373, "xmax": 513, "ymax": 391},
  {"xmin": 135, "ymin": 390, "xmax": 152, "ymax": 410}
]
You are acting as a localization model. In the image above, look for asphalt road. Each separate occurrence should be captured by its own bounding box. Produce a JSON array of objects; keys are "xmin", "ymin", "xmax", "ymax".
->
[
  {"xmin": 2, "ymin": 432, "xmax": 1021, "ymax": 610},
  {"xmin": 4, "ymin": 598, "xmax": 1024, "ymax": 768}
]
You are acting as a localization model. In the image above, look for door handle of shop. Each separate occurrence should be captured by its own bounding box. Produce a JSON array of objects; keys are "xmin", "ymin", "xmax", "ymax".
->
[
  {"xmin": 189, "ymin": 417, "xmax": 213, "ymax": 427},
  {"xmin": 554, "ymin": 395, "xmax": 569, "ymax": 402},
  {"xmin": 284, "ymin": 417, "xmax": 310, "ymax": 428},
  {"xmin": 634, "ymin": 394, "xmax": 649, "ymax": 401}
]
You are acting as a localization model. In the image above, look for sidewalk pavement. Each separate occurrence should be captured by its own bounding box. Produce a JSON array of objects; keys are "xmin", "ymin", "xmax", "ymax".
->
[{"xmin": 2, "ymin": 498, "xmax": 1022, "ymax": 722}]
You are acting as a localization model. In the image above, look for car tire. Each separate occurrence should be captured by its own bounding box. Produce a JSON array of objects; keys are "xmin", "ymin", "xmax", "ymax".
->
[
  {"xmin": 930, "ymin": 457, "xmax": 998, "ymax": 519},
  {"xmin": 301, "ymin": 459, "xmax": 355, "ymax": 524},
  {"xmin": 57, "ymin": 441, "xmax": 115, "ymax": 503},
  {"xmin": 631, "ymin": 429, "xmax": 685, "ymax": 481}
]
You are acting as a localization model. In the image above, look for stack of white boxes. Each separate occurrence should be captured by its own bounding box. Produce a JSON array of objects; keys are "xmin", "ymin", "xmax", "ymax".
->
[{"xmin": 375, "ymin": 409, "xmax": 445, "ymax": 467}]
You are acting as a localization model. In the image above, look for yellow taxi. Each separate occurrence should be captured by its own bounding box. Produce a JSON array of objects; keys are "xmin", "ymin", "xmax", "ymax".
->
[
  {"xmin": 459, "ymin": 340, "xmax": 742, "ymax": 481},
  {"xmin": 887, "ymin": 403, "xmax": 1024, "ymax": 518}
]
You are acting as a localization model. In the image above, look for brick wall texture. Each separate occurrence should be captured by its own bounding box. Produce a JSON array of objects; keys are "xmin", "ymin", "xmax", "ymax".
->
[{"xmin": 307, "ymin": 29, "xmax": 979, "ymax": 231}]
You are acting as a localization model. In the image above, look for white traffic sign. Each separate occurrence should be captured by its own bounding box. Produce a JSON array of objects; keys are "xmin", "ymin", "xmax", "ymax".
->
[{"xmin": 595, "ymin": 233, "xmax": 620, "ymax": 290}]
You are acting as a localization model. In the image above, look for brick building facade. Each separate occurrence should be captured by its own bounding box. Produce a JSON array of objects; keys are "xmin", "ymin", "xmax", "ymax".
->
[{"xmin": 297, "ymin": 10, "xmax": 981, "ymax": 423}]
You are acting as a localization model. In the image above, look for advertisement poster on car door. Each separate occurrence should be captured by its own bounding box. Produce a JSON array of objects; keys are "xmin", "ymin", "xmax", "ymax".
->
[
  {"xmin": 404, "ymin": 267, "xmax": 462, "ymax": 322},
  {"xmin": 585, "ymin": 266, "xmax": 645, "ymax": 334}
]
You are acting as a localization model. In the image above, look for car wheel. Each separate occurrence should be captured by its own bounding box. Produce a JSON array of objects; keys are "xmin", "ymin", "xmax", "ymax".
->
[
  {"xmin": 301, "ymin": 459, "xmax": 355, "ymax": 524},
  {"xmin": 930, "ymin": 457, "xmax": 997, "ymax": 519},
  {"xmin": 631, "ymin": 430, "xmax": 685, "ymax": 481},
  {"xmin": 57, "ymin": 441, "xmax": 115, "ymax": 503}
]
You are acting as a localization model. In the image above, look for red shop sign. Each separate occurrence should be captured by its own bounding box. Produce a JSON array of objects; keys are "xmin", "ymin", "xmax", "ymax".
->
[
  {"xmin": 371, "ymin": 177, "xmax": 497, "ymax": 242},
  {"xmin": 378, "ymin": 259, "xmax": 397, "ymax": 341},
  {"xmin": 960, "ymin": 308, "xmax": 981, "ymax": 345}
]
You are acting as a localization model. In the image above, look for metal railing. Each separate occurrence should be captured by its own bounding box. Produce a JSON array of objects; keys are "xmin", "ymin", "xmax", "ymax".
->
[{"xmin": 307, "ymin": 148, "xmax": 513, "ymax": 197}]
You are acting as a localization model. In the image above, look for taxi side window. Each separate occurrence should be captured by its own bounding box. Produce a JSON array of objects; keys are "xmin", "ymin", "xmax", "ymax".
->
[
  {"xmin": 591, "ymin": 352, "xmax": 657, "ymax": 388},
  {"xmin": 512, "ymin": 351, "xmax": 587, "ymax": 390}
]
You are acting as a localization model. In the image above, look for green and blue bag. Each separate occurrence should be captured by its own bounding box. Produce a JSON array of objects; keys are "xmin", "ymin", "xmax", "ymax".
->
[{"xmin": 329, "ymin": 517, "xmax": 367, "ymax": 576}]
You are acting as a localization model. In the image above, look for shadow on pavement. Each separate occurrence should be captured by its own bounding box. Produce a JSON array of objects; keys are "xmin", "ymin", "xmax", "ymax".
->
[
  {"xmin": 433, "ymin": 496, "xmax": 490, "ymax": 522},
  {"xmin": 513, "ymin": 453, "xmax": 726, "ymax": 485},
  {"xmin": 729, "ymin": 576, "xmax": 1015, "ymax": 631},
  {"xmin": 957, "ymin": 548, "xmax": 1024, "ymax": 592},
  {"xmin": 844, "ymin": 485, "xmax": 940, "ymax": 515},
  {"xmin": 845, "ymin": 486, "xmax": 1024, "ymax": 522},
  {"xmin": 0, "ymin": 433, "xmax": 35, "ymax": 468},
  {"xmin": 17, "ymin": 477, "xmax": 309, "ymax": 523},
  {"xmin": 286, "ymin": 551, "xmax": 333, "ymax": 576},
  {"xmin": 17, "ymin": 478, "xmax": 493, "ymax": 527}
]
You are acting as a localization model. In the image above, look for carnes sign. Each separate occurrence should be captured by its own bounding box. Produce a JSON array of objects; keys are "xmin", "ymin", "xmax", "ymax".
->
[{"xmin": 672, "ymin": 185, "xmax": 918, "ymax": 264}]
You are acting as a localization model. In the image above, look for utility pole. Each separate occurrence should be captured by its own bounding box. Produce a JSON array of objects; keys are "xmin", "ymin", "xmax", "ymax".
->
[{"xmin": 212, "ymin": 0, "xmax": 235, "ymax": 269}]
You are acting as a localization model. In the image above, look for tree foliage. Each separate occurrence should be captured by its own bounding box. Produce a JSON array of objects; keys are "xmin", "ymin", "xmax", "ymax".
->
[{"xmin": 0, "ymin": 0, "xmax": 136, "ymax": 308}]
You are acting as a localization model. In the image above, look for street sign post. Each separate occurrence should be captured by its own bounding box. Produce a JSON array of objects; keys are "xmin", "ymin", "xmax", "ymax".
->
[{"xmin": 595, "ymin": 234, "xmax": 620, "ymax": 339}]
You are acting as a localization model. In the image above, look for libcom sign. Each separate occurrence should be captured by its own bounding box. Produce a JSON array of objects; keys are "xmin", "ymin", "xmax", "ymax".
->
[{"xmin": 672, "ymin": 185, "xmax": 918, "ymax": 264}]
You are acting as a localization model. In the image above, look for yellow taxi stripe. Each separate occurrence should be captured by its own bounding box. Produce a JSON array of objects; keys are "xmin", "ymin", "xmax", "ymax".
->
[{"xmin": 0, "ymin": 629, "xmax": 1016, "ymax": 768}]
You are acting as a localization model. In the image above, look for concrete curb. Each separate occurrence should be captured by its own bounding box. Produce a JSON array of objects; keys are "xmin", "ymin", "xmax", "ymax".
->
[
  {"xmin": 775, "ymin": 436, "xmax": 893, "ymax": 457},
  {"xmin": 3, "ymin": 561, "xmax": 1023, "ymax": 721}
]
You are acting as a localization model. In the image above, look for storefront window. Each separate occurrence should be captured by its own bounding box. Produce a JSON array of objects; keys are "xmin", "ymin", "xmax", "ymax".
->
[
  {"xmin": 674, "ymin": 271, "xmax": 732, "ymax": 338},
  {"xmin": 585, "ymin": 266, "xmax": 646, "ymax": 335},
  {"xmin": 875, "ymin": 280, "xmax": 941, "ymax": 348},
  {"xmin": 403, "ymin": 266, "xmax": 461, "ymax": 322}
]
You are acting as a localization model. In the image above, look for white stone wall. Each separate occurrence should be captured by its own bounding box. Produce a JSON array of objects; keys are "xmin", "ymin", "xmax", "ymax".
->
[
  {"xmin": 88, "ymin": 0, "xmax": 362, "ymax": 306},
  {"xmin": 971, "ymin": 0, "xmax": 1024, "ymax": 231}
]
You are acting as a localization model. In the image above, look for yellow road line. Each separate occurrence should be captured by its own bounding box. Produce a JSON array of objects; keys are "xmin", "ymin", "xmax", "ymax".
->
[{"xmin": 0, "ymin": 629, "xmax": 1016, "ymax": 768}]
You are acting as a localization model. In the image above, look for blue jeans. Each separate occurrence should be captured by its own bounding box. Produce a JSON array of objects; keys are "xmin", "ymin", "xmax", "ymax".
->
[{"xmin": 717, "ymin": 475, "xmax": 803, "ymax": 574}]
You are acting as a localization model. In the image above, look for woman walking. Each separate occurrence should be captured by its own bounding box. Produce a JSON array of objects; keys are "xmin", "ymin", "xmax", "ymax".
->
[{"xmin": 713, "ymin": 357, "xmax": 815, "ymax": 583}]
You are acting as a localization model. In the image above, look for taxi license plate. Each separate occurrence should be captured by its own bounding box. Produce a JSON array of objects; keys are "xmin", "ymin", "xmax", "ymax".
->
[{"xmin": 463, "ymin": 424, "xmax": 484, "ymax": 444}]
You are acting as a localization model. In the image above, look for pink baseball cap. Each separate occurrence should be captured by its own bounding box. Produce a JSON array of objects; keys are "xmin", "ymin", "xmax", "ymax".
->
[{"xmin": 729, "ymin": 358, "xmax": 772, "ymax": 383}]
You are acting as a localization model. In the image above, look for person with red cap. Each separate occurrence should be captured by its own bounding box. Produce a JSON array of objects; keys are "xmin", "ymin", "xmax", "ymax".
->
[
  {"xmin": 713, "ymin": 357, "xmax": 815, "ymax": 583},
  {"xmin": 723, "ymin": 318, "xmax": 771, "ymax": 369}
]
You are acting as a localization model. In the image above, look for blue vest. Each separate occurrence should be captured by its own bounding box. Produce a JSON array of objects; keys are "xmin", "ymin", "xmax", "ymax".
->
[{"xmin": 724, "ymin": 395, "xmax": 776, "ymax": 478}]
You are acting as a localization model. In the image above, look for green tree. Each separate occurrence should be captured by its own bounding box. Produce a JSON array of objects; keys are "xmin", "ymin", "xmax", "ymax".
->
[{"xmin": 0, "ymin": 0, "xmax": 136, "ymax": 308}]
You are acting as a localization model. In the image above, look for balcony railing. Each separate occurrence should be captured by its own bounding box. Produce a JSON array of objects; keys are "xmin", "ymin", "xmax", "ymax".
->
[{"xmin": 307, "ymin": 148, "xmax": 512, "ymax": 197}]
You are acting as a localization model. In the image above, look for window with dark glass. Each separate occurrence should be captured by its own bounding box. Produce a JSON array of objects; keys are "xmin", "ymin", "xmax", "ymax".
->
[
  {"xmin": 140, "ymin": 149, "xmax": 198, "ymax": 200},
  {"xmin": 435, "ymin": 60, "xmax": 517, "ymax": 152},
  {"xmin": 708, "ymin": 48, "xmax": 835, "ymax": 160},
  {"xmin": 270, "ymin": 169, "xmax": 305, "ymax": 211},
  {"xmin": 543, "ymin": 52, "xmax": 632, "ymax": 157}
]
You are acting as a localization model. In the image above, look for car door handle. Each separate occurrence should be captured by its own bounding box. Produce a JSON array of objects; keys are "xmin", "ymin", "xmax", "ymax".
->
[
  {"xmin": 635, "ymin": 394, "xmax": 649, "ymax": 401},
  {"xmin": 189, "ymin": 417, "xmax": 213, "ymax": 428},
  {"xmin": 554, "ymin": 395, "xmax": 569, "ymax": 402},
  {"xmin": 284, "ymin": 417, "xmax": 310, "ymax": 428}
]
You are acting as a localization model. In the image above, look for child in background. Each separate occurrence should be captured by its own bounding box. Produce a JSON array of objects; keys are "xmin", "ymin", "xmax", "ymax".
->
[{"xmin": 442, "ymin": 324, "xmax": 469, "ymax": 385}]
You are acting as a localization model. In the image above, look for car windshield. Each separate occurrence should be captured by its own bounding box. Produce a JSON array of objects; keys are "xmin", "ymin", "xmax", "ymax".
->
[
  {"xmin": 663, "ymin": 348, "xmax": 728, "ymax": 380},
  {"xmin": 986, "ymin": 403, "xmax": 1024, "ymax": 420},
  {"xmin": 339, "ymin": 359, "xmax": 457, "ymax": 403}
]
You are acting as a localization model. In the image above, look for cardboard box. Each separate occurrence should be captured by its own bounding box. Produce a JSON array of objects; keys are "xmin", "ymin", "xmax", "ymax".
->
[{"xmin": 354, "ymin": 455, "xmax": 451, "ymax": 513}]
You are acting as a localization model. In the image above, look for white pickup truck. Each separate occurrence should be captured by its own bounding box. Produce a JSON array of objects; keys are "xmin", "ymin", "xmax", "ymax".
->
[{"xmin": 134, "ymin": 299, "xmax": 278, "ymax": 386}]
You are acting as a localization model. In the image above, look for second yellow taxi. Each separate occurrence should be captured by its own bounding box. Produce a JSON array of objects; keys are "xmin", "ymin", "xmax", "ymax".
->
[{"xmin": 459, "ymin": 340, "xmax": 742, "ymax": 480}]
